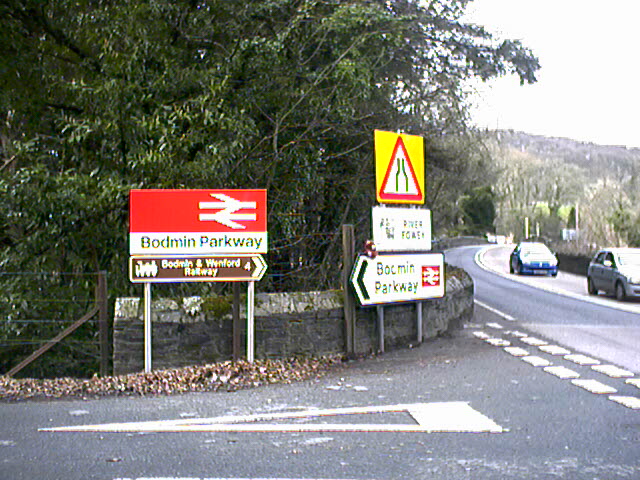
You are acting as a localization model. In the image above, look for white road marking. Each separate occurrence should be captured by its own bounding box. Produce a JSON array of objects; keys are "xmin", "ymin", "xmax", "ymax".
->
[
  {"xmin": 504, "ymin": 346, "xmax": 530, "ymax": 357},
  {"xmin": 626, "ymin": 378, "xmax": 640, "ymax": 389},
  {"xmin": 564, "ymin": 354, "xmax": 601, "ymax": 366},
  {"xmin": 609, "ymin": 396, "xmax": 640, "ymax": 410},
  {"xmin": 40, "ymin": 402, "xmax": 504, "ymax": 434},
  {"xmin": 591, "ymin": 365, "xmax": 635, "ymax": 378},
  {"xmin": 473, "ymin": 331, "xmax": 491, "ymax": 339},
  {"xmin": 115, "ymin": 478, "xmax": 362, "ymax": 480},
  {"xmin": 485, "ymin": 338, "xmax": 510, "ymax": 347},
  {"xmin": 520, "ymin": 337, "xmax": 548, "ymax": 346},
  {"xmin": 544, "ymin": 366, "xmax": 580, "ymax": 379},
  {"xmin": 474, "ymin": 300, "xmax": 515, "ymax": 321},
  {"xmin": 485, "ymin": 322, "xmax": 504, "ymax": 329},
  {"xmin": 571, "ymin": 379, "xmax": 617, "ymax": 394},
  {"xmin": 505, "ymin": 330, "xmax": 528, "ymax": 338},
  {"xmin": 538, "ymin": 345, "xmax": 572, "ymax": 355},
  {"xmin": 521, "ymin": 356, "xmax": 552, "ymax": 367}
]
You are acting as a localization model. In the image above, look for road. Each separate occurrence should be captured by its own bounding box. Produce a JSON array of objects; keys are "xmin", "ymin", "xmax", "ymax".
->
[
  {"xmin": 1, "ymin": 245, "xmax": 639, "ymax": 479},
  {"xmin": 448, "ymin": 244, "xmax": 640, "ymax": 373}
]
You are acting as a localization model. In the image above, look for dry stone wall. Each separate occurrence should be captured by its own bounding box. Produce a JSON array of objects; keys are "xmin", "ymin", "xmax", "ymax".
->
[{"xmin": 113, "ymin": 271, "xmax": 473, "ymax": 375}]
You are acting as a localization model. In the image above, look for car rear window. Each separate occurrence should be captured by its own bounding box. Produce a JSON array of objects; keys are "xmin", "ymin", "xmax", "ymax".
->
[{"xmin": 617, "ymin": 252, "xmax": 640, "ymax": 266}]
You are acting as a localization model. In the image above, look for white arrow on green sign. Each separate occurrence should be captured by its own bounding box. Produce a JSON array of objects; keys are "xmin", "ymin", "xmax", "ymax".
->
[{"xmin": 350, "ymin": 253, "xmax": 445, "ymax": 306}]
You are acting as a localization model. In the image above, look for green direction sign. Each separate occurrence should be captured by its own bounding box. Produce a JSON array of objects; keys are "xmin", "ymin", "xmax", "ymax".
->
[
  {"xmin": 350, "ymin": 253, "xmax": 444, "ymax": 306},
  {"xmin": 129, "ymin": 255, "xmax": 267, "ymax": 283}
]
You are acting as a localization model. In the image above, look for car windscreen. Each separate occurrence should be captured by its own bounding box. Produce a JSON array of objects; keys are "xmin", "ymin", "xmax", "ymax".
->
[{"xmin": 521, "ymin": 244, "xmax": 552, "ymax": 255}]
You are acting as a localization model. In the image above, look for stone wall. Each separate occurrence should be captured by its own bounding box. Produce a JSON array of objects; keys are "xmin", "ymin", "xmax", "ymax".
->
[
  {"xmin": 113, "ymin": 271, "xmax": 474, "ymax": 375},
  {"xmin": 557, "ymin": 252, "xmax": 591, "ymax": 276}
]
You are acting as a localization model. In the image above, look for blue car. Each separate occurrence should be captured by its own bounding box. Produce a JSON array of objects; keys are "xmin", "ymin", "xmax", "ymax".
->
[{"xmin": 509, "ymin": 242, "xmax": 558, "ymax": 276}]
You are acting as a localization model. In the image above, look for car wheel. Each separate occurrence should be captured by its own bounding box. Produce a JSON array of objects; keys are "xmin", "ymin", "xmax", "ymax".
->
[
  {"xmin": 615, "ymin": 281, "xmax": 627, "ymax": 301},
  {"xmin": 587, "ymin": 277, "xmax": 597, "ymax": 295}
]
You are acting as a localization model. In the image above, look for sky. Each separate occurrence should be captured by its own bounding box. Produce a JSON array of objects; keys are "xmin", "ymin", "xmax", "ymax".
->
[{"xmin": 461, "ymin": 0, "xmax": 640, "ymax": 148}]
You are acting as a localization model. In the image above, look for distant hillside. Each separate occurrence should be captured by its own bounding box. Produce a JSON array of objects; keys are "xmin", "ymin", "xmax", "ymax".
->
[{"xmin": 487, "ymin": 130, "xmax": 640, "ymax": 180}]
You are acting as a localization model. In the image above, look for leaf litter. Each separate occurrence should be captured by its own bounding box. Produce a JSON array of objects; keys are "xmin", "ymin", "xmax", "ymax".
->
[{"xmin": 0, "ymin": 356, "xmax": 344, "ymax": 402}]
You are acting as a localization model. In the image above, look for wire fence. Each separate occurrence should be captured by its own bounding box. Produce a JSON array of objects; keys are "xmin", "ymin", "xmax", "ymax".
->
[
  {"xmin": 0, "ymin": 271, "xmax": 108, "ymax": 379},
  {"xmin": 0, "ymin": 229, "xmax": 364, "ymax": 379}
]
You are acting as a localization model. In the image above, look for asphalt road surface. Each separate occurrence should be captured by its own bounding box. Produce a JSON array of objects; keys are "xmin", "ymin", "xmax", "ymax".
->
[
  {"xmin": 448, "ymin": 244, "xmax": 640, "ymax": 374},
  {"xmin": 1, "ymin": 244, "xmax": 639, "ymax": 480}
]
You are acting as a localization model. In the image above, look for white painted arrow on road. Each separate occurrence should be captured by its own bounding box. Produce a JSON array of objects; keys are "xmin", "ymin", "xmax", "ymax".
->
[
  {"xmin": 40, "ymin": 402, "xmax": 503, "ymax": 434},
  {"xmin": 199, "ymin": 193, "xmax": 257, "ymax": 229}
]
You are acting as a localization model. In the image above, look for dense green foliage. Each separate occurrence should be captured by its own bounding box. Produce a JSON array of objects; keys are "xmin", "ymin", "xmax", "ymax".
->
[
  {"xmin": 458, "ymin": 185, "xmax": 495, "ymax": 235},
  {"xmin": 0, "ymin": 0, "xmax": 538, "ymax": 376}
]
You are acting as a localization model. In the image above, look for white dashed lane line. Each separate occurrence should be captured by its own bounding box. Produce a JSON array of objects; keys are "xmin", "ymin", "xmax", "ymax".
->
[
  {"xmin": 591, "ymin": 365, "xmax": 635, "ymax": 378},
  {"xmin": 472, "ymin": 331, "xmax": 491, "ymax": 340},
  {"xmin": 571, "ymin": 379, "xmax": 618, "ymax": 395},
  {"xmin": 485, "ymin": 322, "xmax": 504, "ymax": 330},
  {"xmin": 544, "ymin": 366, "xmax": 580, "ymax": 379},
  {"xmin": 538, "ymin": 345, "xmax": 572, "ymax": 356},
  {"xmin": 565, "ymin": 354, "xmax": 600, "ymax": 366},
  {"xmin": 627, "ymin": 378, "xmax": 640, "ymax": 389},
  {"xmin": 504, "ymin": 347, "xmax": 529, "ymax": 357},
  {"xmin": 609, "ymin": 396, "xmax": 640, "ymax": 409},
  {"xmin": 521, "ymin": 356, "xmax": 552, "ymax": 367},
  {"xmin": 474, "ymin": 316, "xmax": 640, "ymax": 410},
  {"xmin": 485, "ymin": 338, "xmax": 510, "ymax": 347}
]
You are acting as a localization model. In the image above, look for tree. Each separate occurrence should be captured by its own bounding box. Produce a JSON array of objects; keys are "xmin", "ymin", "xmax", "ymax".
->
[
  {"xmin": 458, "ymin": 185, "xmax": 496, "ymax": 235},
  {"xmin": 0, "ymin": 0, "xmax": 539, "ymax": 375}
]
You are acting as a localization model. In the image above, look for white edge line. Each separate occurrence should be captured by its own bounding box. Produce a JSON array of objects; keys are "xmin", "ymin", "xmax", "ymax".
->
[{"xmin": 474, "ymin": 300, "xmax": 515, "ymax": 322}]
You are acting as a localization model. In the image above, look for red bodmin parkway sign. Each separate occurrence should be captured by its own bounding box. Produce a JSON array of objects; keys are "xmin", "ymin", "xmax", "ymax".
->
[{"xmin": 129, "ymin": 189, "xmax": 268, "ymax": 255}]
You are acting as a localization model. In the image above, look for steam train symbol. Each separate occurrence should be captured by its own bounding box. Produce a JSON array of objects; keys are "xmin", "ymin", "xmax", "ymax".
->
[{"xmin": 135, "ymin": 260, "xmax": 159, "ymax": 278}]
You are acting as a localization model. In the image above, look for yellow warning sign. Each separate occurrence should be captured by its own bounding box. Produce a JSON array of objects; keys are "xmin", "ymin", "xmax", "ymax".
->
[{"xmin": 375, "ymin": 130, "xmax": 424, "ymax": 204}]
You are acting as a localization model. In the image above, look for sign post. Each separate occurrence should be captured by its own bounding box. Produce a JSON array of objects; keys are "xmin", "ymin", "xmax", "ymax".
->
[
  {"xmin": 144, "ymin": 283, "xmax": 152, "ymax": 373},
  {"xmin": 371, "ymin": 206, "xmax": 431, "ymax": 251},
  {"xmin": 129, "ymin": 189, "xmax": 267, "ymax": 255},
  {"xmin": 247, "ymin": 282, "xmax": 255, "ymax": 362},
  {"xmin": 351, "ymin": 253, "xmax": 444, "ymax": 306},
  {"xmin": 375, "ymin": 130, "xmax": 425, "ymax": 205},
  {"xmin": 129, "ymin": 189, "xmax": 268, "ymax": 371},
  {"xmin": 129, "ymin": 255, "xmax": 267, "ymax": 283}
]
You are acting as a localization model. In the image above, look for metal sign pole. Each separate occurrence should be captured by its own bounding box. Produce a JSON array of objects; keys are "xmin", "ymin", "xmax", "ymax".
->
[
  {"xmin": 144, "ymin": 282, "xmax": 152, "ymax": 373},
  {"xmin": 416, "ymin": 301, "xmax": 423, "ymax": 344},
  {"xmin": 377, "ymin": 305, "xmax": 385, "ymax": 353},
  {"xmin": 247, "ymin": 281, "xmax": 255, "ymax": 362}
]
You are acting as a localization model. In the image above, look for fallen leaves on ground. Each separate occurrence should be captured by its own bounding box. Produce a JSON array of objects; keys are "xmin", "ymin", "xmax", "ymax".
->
[{"xmin": 0, "ymin": 356, "xmax": 345, "ymax": 402}]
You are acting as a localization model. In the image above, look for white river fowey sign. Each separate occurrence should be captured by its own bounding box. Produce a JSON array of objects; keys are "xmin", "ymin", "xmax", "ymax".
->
[{"xmin": 350, "ymin": 253, "xmax": 445, "ymax": 306}]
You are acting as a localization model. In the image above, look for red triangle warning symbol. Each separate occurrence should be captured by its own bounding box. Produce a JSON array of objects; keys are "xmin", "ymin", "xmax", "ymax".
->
[{"xmin": 379, "ymin": 136, "xmax": 423, "ymax": 202}]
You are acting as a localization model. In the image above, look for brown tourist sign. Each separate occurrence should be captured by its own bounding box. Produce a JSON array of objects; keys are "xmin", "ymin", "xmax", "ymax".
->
[{"xmin": 129, "ymin": 255, "xmax": 267, "ymax": 283}]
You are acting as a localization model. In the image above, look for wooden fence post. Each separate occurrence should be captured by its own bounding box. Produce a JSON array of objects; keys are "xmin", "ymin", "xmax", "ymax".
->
[
  {"xmin": 97, "ymin": 271, "xmax": 110, "ymax": 376},
  {"xmin": 342, "ymin": 224, "xmax": 356, "ymax": 356}
]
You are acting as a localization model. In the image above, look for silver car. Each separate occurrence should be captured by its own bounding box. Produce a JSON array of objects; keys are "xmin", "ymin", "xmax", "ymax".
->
[{"xmin": 587, "ymin": 248, "xmax": 640, "ymax": 301}]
